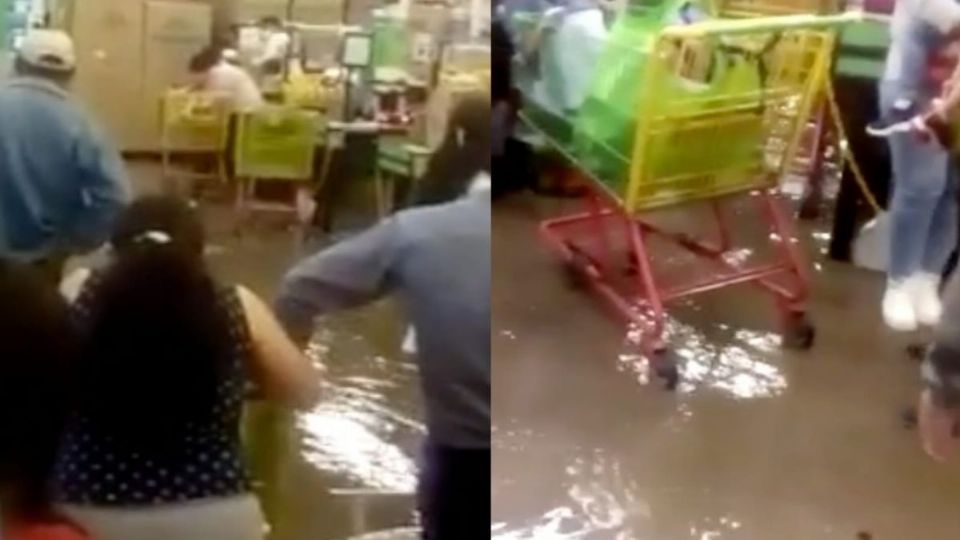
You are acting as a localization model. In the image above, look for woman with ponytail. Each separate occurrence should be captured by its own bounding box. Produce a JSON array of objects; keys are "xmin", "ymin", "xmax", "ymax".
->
[{"xmin": 53, "ymin": 196, "xmax": 318, "ymax": 540}]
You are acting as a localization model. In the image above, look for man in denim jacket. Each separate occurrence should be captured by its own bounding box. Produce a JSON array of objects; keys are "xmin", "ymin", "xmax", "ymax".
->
[{"xmin": 0, "ymin": 30, "xmax": 130, "ymax": 281}]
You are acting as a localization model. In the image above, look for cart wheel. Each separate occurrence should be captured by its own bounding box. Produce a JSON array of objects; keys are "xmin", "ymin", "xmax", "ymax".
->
[
  {"xmin": 652, "ymin": 350, "xmax": 680, "ymax": 391},
  {"xmin": 900, "ymin": 406, "xmax": 918, "ymax": 430},
  {"xmin": 782, "ymin": 313, "xmax": 815, "ymax": 350},
  {"xmin": 906, "ymin": 343, "xmax": 926, "ymax": 362},
  {"xmin": 562, "ymin": 243, "xmax": 591, "ymax": 290}
]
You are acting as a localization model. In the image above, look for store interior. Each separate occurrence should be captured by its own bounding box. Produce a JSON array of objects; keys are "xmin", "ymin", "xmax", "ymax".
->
[
  {"xmin": 0, "ymin": 0, "xmax": 489, "ymax": 539},
  {"xmin": 491, "ymin": 0, "xmax": 960, "ymax": 537}
]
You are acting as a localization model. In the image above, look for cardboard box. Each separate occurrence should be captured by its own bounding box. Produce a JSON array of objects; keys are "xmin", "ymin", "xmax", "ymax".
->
[
  {"xmin": 70, "ymin": 0, "xmax": 146, "ymax": 149},
  {"xmin": 141, "ymin": 1, "xmax": 213, "ymax": 150},
  {"xmin": 235, "ymin": 0, "xmax": 287, "ymax": 23},
  {"xmin": 408, "ymin": 4, "xmax": 450, "ymax": 40},
  {"xmin": 344, "ymin": 0, "xmax": 380, "ymax": 26},
  {"xmin": 422, "ymin": 71, "xmax": 487, "ymax": 149},
  {"xmin": 291, "ymin": 0, "xmax": 345, "ymax": 25}
]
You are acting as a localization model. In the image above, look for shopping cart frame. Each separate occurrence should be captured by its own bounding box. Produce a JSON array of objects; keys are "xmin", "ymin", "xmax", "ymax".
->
[{"xmin": 532, "ymin": 13, "xmax": 858, "ymax": 389}]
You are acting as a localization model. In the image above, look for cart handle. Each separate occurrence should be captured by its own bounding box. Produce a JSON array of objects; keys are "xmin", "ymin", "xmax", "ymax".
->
[{"xmin": 660, "ymin": 12, "xmax": 862, "ymax": 39}]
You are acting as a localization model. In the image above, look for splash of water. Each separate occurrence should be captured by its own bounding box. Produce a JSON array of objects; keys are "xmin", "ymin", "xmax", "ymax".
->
[
  {"xmin": 492, "ymin": 448, "xmax": 642, "ymax": 539},
  {"xmin": 619, "ymin": 318, "xmax": 787, "ymax": 399},
  {"xmin": 298, "ymin": 327, "xmax": 423, "ymax": 494}
]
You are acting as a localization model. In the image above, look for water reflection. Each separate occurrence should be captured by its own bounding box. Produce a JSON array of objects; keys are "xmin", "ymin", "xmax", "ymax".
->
[
  {"xmin": 492, "ymin": 436, "xmax": 752, "ymax": 539},
  {"xmin": 619, "ymin": 319, "xmax": 787, "ymax": 399},
  {"xmin": 492, "ymin": 448, "xmax": 640, "ymax": 539},
  {"xmin": 298, "ymin": 325, "xmax": 423, "ymax": 494}
]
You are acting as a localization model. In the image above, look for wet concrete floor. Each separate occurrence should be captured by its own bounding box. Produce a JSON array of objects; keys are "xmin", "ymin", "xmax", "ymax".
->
[
  {"xmin": 492, "ymin": 193, "xmax": 960, "ymax": 539},
  {"xmin": 117, "ymin": 163, "xmax": 420, "ymax": 540}
]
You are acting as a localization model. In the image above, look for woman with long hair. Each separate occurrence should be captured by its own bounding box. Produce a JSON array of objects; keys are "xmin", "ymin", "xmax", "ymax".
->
[
  {"xmin": 53, "ymin": 196, "xmax": 318, "ymax": 540},
  {"xmin": 414, "ymin": 92, "xmax": 492, "ymax": 206},
  {"xmin": 0, "ymin": 261, "xmax": 87, "ymax": 540}
]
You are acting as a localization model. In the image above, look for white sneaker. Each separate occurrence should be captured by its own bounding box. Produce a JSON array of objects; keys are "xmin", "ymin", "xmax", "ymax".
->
[
  {"xmin": 883, "ymin": 280, "xmax": 918, "ymax": 332},
  {"xmin": 911, "ymin": 272, "xmax": 943, "ymax": 327}
]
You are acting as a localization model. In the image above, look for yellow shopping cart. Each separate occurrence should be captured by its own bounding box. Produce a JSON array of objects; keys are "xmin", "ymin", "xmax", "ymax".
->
[
  {"xmin": 233, "ymin": 106, "xmax": 321, "ymax": 231},
  {"xmin": 160, "ymin": 90, "xmax": 232, "ymax": 193},
  {"xmin": 712, "ymin": 0, "xmax": 843, "ymax": 17},
  {"xmin": 527, "ymin": 12, "xmax": 858, "ymax": 388}
]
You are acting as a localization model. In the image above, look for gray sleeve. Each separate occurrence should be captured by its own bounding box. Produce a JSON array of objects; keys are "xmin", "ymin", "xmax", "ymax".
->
[
  {"xmin": 274, "ymin": 218, "xmax": 402, "ymax": 336},
  {"xmin": 924, "ymin": 271, "xmax": 960, "ymax": 407},
  {"xmin": 911, "ymin": 0, "xmax": 960, "ymax": 35}
]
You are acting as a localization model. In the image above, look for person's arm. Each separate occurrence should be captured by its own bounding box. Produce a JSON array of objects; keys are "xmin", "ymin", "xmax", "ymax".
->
[
  {"xmin": 275, "ymin": 218, "xmax": 401, "ymax": 343},
  {"xmin": 238, "ymin": 285, "xmax": 320, "ymax": 409},
  {"xmin": 67, "ymin": 123, "xmax": 132, "ymax": 252}
]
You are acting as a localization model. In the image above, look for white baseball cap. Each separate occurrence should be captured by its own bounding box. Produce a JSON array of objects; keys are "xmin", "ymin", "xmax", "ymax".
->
[{"xmin": 18, "ymin": 30, "xmax": 77, "ymax": 72}]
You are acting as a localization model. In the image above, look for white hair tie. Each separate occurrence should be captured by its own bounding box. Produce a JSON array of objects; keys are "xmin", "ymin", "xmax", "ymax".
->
[{"xmin": 134, "ymin": 231, "xmax": 173, "ymax": 245}]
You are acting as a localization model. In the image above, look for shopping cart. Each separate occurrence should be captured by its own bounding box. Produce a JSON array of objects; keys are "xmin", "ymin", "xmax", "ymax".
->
[
  {"xmin": 525, "ymin": 12, "xmax": 858, "ymax": 388},
  {"xmin": 160, "ymin": 90, "xmax": 232, "ymax": 192},
  {"xmin": 709, "ymin": 0, "xmax": 847, "ymax": 217},
  {"xmin": 711, "ymin": 0, "xmax": 843, "ymax": 17},
  {"xmin": 233, "ymin": 106, "xmax": 320, "ymax": 232}
]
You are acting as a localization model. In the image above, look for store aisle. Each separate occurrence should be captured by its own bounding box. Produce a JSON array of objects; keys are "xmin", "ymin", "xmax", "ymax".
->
[{"xmin": 492, "ymin": 193, "xmax": 960, "ymax": 539}]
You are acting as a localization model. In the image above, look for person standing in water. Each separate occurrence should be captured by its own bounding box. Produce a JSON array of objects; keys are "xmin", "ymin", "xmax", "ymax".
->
[
  {"xmin": 0, "ymin": 30, "xmax": 130, "ymax": 282},
  {"xmin": 275, "ymin": 164, "xmax": 491, "ymax": 538},
  {"xmin": 877, "ymin": 0, "xmax": 960, "ymax": 331},
  {"xmin": 54, "ymin": 197, "xmax": 318, "ymax": 540}
]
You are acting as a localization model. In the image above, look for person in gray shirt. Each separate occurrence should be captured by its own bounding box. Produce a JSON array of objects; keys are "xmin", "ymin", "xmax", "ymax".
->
[{"xmin": 275, "ymin": 186, "xmax": 491, "ymax": 539}]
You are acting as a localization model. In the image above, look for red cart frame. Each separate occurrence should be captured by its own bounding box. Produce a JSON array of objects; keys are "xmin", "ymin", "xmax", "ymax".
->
[{"xmin": 540, "ymin": 172, "xmax": 814, "ymax": 388}]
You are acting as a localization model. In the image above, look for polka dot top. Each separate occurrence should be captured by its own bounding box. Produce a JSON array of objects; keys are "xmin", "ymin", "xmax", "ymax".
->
[{"xmin": 54, "ymin": 275, "xmax": 253, "ymax": 506}]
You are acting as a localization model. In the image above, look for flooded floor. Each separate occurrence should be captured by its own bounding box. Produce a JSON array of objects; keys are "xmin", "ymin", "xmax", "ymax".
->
[
  {"xmin": 492, "ymin": 193, "xmax": 960, "ymax": 539},
  {"xmin": 121, "ymin": 162, "xmax": 421, "ymax": 540}
]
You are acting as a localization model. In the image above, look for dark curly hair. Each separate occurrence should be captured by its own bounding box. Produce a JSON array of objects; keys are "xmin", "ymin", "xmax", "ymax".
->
[
  {"xmin": 414, "ymin": 93, "xmax": 491, "ymax": 206},
  {"xmin": 74, "ymin": 197, "xmax": 235, "ymax": 454}
]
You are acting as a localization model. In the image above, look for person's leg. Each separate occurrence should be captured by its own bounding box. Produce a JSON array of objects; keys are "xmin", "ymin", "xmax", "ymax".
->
[
  {"xmin": 886, "ymin": 134, "xmax": 949, "ymax": 277},
  {"xmin": 830, "ymin": 75, "xmax": 890, "ymax": 261},
  {"xmin": 922, "ymin": 172, "xmax": 959, "ymax": 275},
  {"xmin": 885, "ymin": 132, "xmax": 952, "ymax": 329},
  {"xmin": 418, "ymin": 441, "xmax": 490, "ymax": 539},
  {"xmin": 909, "ymin": 169, "xmax": 960, "ymax": 325}
]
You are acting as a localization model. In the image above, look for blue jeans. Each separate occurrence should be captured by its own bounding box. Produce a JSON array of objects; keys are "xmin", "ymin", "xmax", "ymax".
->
[{"xmin": 880, "ymin": 81, "xmax": 958, "ymax": 280}]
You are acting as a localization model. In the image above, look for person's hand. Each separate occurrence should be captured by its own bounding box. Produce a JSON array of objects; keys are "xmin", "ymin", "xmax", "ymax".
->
[
  {"xmin": 929, "ymin": 97, "xmax": 949, "ymax": 120},
  {"xmin": 919, "ymin": 389, "xmax": 960, "ymax": 462}
]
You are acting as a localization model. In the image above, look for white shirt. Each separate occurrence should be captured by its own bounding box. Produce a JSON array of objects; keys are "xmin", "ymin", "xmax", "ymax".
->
[
  {"xmin": 204, "ymin": 61, "xmax": 264, "ymax": 112},
  {"xmin": 257, "ymin": 30, "xmax": 292, "ymax": 67}
]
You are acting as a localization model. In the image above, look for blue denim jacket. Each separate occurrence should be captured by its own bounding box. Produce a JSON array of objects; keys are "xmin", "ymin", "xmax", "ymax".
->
[{"xmin": 0, "ymin": 77, "xmax": 130, "ymax": 262}]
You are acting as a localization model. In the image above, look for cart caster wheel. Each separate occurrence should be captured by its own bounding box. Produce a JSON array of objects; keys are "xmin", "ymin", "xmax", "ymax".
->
[
  {"xmin": 906, "ymin": 343, "xmax": 926, "ymax": 362},
  {"xmin": 901, "ymin": 406, "xmax": 918, "ymax": 430},
  {"xmin": 782, "ymin": 314, "xmax": 815, "ymax": 350},
  {"xmin": 563, "ymin": 261, "xmax": 587, "ymax": 289},
  {"xmin": 562, "ymin": 244, "xmax": 591, "ymax": 290},
  {"xmin": 652, "ymin": 351, "xmax": 680, "ymax": 391}
]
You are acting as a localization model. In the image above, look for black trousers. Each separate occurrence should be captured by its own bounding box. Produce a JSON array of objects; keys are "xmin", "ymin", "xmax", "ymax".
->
[
  {"xmin": 829, "ymin": 74, "xmax": 892, "ymax": 262},
  {"xmin": 418, "ymin": 441, "xmax": 490, "ymax": 539}
]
